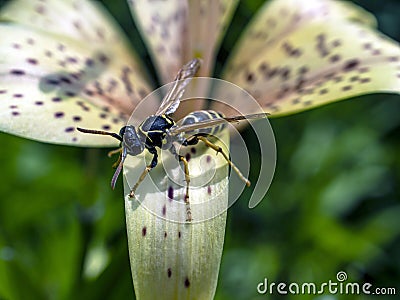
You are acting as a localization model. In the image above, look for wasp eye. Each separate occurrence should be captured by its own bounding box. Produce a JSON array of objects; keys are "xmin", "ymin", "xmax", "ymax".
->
[
  {"xmin": 123, "ymin": 125, "xmax": 144, "ymax": 156},
  {"xmin": 119, "ymin": 126, "xmax": 127, "ymax": 137}
]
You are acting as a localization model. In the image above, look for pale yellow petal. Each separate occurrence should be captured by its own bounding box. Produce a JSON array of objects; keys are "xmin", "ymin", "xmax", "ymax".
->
[
  {"xmin": 0, "ymin": 0, "xmax": 153, "ymax": 146},
  {"xmin": 125, "ymin": 131, "xmax": 230, "ymax": 300},
  {"xmin": 216, "ymin": 0, "xmax": 400, "ymax": 117}
]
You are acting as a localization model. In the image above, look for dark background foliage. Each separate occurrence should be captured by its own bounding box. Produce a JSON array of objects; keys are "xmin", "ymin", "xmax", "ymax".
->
[{"xmin": 0, "ymin": 1, "xmax": 399, "ymax": 299}]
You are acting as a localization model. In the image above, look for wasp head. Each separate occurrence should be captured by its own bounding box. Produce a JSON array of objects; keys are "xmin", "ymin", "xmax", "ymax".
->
[{"xmin": 120, "ymin": 125, "xmax": 145, "ymax": 156}]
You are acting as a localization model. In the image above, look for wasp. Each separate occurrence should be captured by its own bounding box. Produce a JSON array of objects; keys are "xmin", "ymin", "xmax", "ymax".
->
[{"xmin": 78, "ymin": 58, "xmax": 266, "ymax": 221}]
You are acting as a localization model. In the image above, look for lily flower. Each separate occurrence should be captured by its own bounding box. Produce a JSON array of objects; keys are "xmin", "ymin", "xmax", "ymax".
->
[{"xmin": 0, "ymin": 0, "xmax": 398, "ymax": 299}]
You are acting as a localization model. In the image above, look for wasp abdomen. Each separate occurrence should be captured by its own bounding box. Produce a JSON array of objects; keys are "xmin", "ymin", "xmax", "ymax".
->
[{"xmin": 179, "ymin": 110, "xmax": 225, "ymax": 135}]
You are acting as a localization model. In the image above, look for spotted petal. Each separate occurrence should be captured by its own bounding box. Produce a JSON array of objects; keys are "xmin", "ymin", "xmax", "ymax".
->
[
  {"xmin": 127, "ymin": 0, "xmax": 238, "ymax": 82},
  {"xmin": 186, "ymin": 0, "xmax": 239, "ymax": 77},
  {"xmin": 0, "ymin": 0, "xmax": 152, "ymax": 146},
  {"xmin": 125, "ymin": 131, "xmax": 230, "ymax": 300},
  {"xmin": 215, "ymin": 0, "xmax": 400, "ymax": 116}
]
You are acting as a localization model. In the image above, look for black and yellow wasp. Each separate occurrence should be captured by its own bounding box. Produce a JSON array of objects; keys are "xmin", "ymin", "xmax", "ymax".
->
[{"xmin": 78, "ymin": 58, "xmax": 266, "ymax": 221}]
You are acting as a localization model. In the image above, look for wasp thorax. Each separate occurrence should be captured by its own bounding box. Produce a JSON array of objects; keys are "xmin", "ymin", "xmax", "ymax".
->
[{"xmin": 121, "ymin": 125, "xmax": 145, "ymax": 156}]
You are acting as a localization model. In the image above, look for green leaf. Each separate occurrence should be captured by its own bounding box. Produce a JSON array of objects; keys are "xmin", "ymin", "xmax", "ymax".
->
[{"xmin": 217, "ymin": 0, "xmax": 400, "ymax": 116}]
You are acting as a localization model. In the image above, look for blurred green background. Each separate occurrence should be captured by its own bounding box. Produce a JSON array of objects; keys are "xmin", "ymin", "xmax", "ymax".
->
[{"xmin": 0, "ymin": 0, "xmax": 399, "ymax": 299}]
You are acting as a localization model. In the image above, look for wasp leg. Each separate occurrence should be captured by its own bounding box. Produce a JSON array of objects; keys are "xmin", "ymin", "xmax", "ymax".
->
[
  {"xmin": 186, "ymin": 135, "xmax": 251, "ymax": 187},
  {"xmin": 180, "ymin": 155, "xmax": 192, "ymax": 222},
  {"xmin": 128, "ymin": 149, "xmax": 158, "ymax": 198},
  {"xmin": 169, "ymin": 145, "xmax": 192, "ymax": 222},
  {"xmin": 108, "ymin": 148, "xmax": 123, "ymax": 169},
  {"xmin": 108, "ymin": 147, "xmax": 122, "ymax": 158}
]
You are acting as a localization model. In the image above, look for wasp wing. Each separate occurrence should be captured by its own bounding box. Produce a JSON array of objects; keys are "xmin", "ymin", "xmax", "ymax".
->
[
  {"xmin": 155, "ymin": 58, "xmax": 202, "ymax": 116},
  {"xmin": 169, "ymin": 113, "xmax": 268, "ymax": 135}
]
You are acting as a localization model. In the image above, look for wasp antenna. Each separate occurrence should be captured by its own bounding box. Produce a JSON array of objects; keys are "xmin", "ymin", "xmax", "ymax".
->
[
  {"xmin": 111, "ymin": 150, "xmax": 127, "ymax": 189},
  {"xmin": 111, "ymin": 162, "xmax": 123, "ymax": 190},
  {"xmin": 77, "ymin": 127, "xmax": 122, "ymax": 142}
]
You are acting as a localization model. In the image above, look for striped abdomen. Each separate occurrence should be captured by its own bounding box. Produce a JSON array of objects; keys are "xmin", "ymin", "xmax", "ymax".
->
[{"xmin": 179, "ymin": 110, "xmax": 226, "ymax": 135}]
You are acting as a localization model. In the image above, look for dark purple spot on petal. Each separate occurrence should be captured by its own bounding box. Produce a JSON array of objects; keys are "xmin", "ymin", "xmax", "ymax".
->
[
  {"xmin": 35, "ymin": 101, "xmax": 44, "ymax": 105},
  {"xmin": 142, "ymin": 227, "xmax": 147, "ymax": 237},
  {"xmin": 184, "ymin": 277, "xmax": 190, "ymax": 288},
  {"xmin": 207, "ymin": 186, "xmax": 212, "ymax": 195},
  {"xmin": 65, "ymin": 91, "xmax": 76, "ymax": 97},
  {"xmin": 332, "ymin": 39, "xmax": 341, "ymax": 47},
  {"xmin": 85, "ymin": 58, "xmax": 95, "ymax": 67},
  {"xmin": 35, "ymin": 4, "xmax": 45, "ymax": 14},
  {"xmin": 358, "ymin": 67, "xmax": 369, "ymax": 73},
  {"xmin": 10, "ymin": 69, "xmax": 25, "ymax": 76},
  {"xmin": 52, "ymin": 97, "xmax": 62, "ymax": 102},
  {"xmin": 65, "ymin": 127, "xmax": 74, "ymax": 133},
  {"xmin": 98, "ymin": 53, "xmax": 109, "ymax": 64},
  {"xmin": 185, "ymin": 153, "xmax": 191, "ymax": 161},
  {"xmin": 12, "ymin": 43, "xmax": 21, "ymax": 49},
  {"xmin": 46, "ymin": 78, "xmax": 60, "ymax": 85},
  {"xmin": 99, "ymin": 113, "xmax": 107, "ymax": 119},
  {"xmin": 9, "ymin": 105, "xmax": 17, "ymax": 109},
  {"xmin": 67, "ymin": 56, "xmax": 78, "ymax": 64},
  {"xmin": 342, "ymin": 85, "xmax": 352, "ymax": 91},
  {"xmin": 57, "ymin": 44, "xmax": 65, "ymax": 51},
  {"xmin": 372, "ymin": 49, "xmax": 381, "ymax": 55},
  {"xmin": 167, "ymin": 268, "xmax": 172, "ymax": 278},
  {"xmin": 343, "ymin": 59, "xmax": 360, "ymax": 72},
  {"xmin": 96, "ymin": 27, "xmax": 105, "ymax": 39},
  {"xmin": 12, "ymin": 111, "xmax": 20, "ymax": 116},
  {"xmin": 259, "ymin": 62, "xmax": 269, "ymax": 71},
  {"xmin": 206, "ymin": 155, "xmax": 212, "ymax": 163},
  {"xmin": 84, "ymin": 89, "xmax": 94, "ymax": 96},
  {"xmin": 292, "ymin": 98, "xmax": 300, "ymax": 104},
  {"xmin": 73, "ymin": 21, "xmax": 81, "ymax": 29},
  {"xmin": 164, "ymin": 232, "xmax": 167, "ymax": 238},
  {"xmin": 139, "ymin": 89, "xmax": 148, "ymax": 99},
  {"xmin": 360, "ymin": 78, "xmax": 371, "ymax": 83},
  {"xmin": 54, "ymin": 112, "xmax": 64, "ymax": 118},
  {"xmin": 45, "ymin": 50, "xmax": 52, "ymax": 57},
  {"xmin": 0, "ymin": 90, "xmax": 6, "ymax": 94},
  {"xmin": 162, "ymin": 205, "xmax": 166, "ymax": 216},
  {"xmin": 102, "ymin": 125, "xmax": 111, "ymax": 130},
  {"xmin": 190, "ymin": 147, "xmax": 196, "ymax": 154},
  {"xmin": 246, "ymin": 72, "xmax": 255, "ymax": 83},
  {"xmin": 60, "ymin": 76, "xmax": 72, "ymax": 84},
  {"xmin": 350, "ymin": 76, "xmax": 359, "ymax": 82},
  {"xmin": 281, "ymin": 68, "xmax": 291, "ymax": 80},
  {"xmin": 329, "ymin": 54, "xmax": 341, "ymax": 63},
  {"xmin": 73, "ymin": 116, "xmax": 82, "ymax": 122},
  {"xmin": 319, "ymin": 88, "xmax": 328, "ymax": 95},
  {"xmin": 77, "ymin": 101, "xmax": 90, "ymax": 112},
  {"xmin": 13, "ymin": 94, "xmax": 23, "ymax": 98},
  {"xmin": 26, "ymin": 58, "xmax": 38, "ymax": 65},
  {"xmin": 178, "ymin": 231, "xmax": 181, "ymax": 238},
  {"xmin": 168, "ymin": 186, "xmax": 174, "ymax": 201},
  {"xmin": 363, "ymin": 43, "xmax": 372, "ymax": 50}
]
